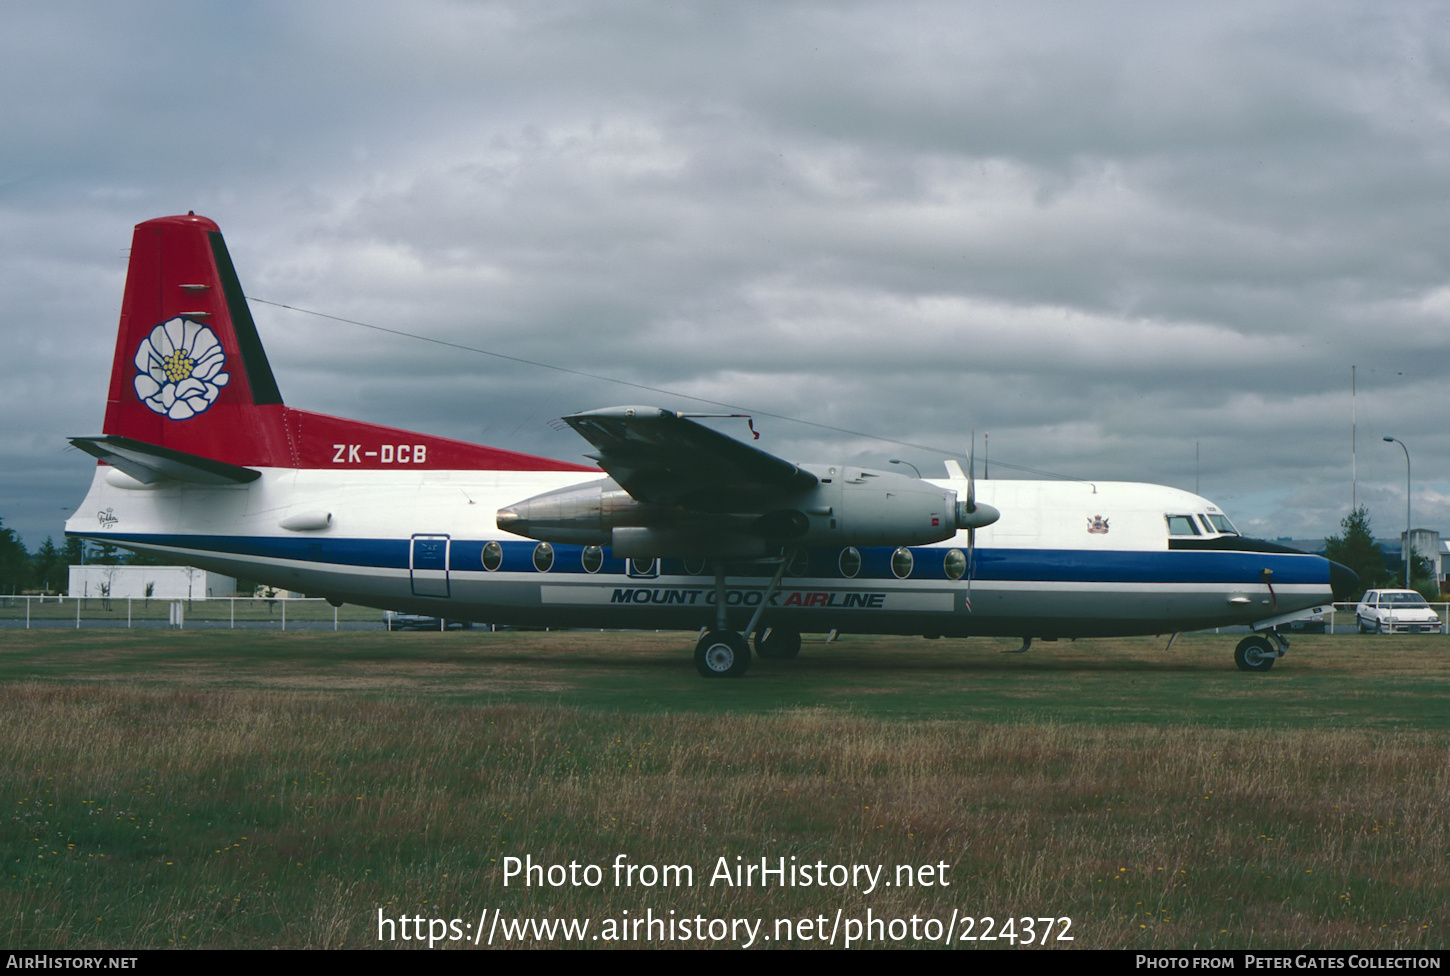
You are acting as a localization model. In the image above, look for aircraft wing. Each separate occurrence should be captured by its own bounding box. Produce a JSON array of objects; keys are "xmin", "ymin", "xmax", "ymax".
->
[{"xmin": 561, "ymin": 406, "xmax": 818, "ymax": 507}]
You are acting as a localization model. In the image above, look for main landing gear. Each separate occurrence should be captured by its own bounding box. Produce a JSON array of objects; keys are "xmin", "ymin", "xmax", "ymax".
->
[
  {"xmin": 695, "ymin": 631, "xmax": 751, "ymax": 677},
  {"xmin": 694, "ymin": 626, "xmax": 805, "ymax": 676},
  {"xmin": 694, "ymin": 558, "xmax": 803, "ymax": 678}
]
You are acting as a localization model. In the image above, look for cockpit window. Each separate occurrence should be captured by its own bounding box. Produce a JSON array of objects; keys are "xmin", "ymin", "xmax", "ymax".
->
[
  {"xmin": 1197, "ymin": 515, "xmax": 1215, "ymax": 534},
  {"xmin": 1166, "ymin": 515, "xmax": 1201, "ymax": 536},
  {"xmin": 1205, "ymin": 514, "xmax": 1238, "ymax": 535}
]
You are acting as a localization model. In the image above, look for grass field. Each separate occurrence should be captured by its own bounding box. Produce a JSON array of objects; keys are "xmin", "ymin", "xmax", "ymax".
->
[{"xmin": 3, "ymin": 629, "xmax": 1447, "ymax": 949}]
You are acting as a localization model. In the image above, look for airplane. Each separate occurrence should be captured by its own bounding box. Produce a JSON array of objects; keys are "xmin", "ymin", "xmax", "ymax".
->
[{"xmin": 65, "ymin": 214, "xmax": 1358, "ymax": 678}]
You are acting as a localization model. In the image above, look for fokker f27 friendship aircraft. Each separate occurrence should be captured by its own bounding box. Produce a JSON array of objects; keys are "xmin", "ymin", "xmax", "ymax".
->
[{"xmin": 66, "ymin": 214, "xmax": 1355, "ymax": 678}]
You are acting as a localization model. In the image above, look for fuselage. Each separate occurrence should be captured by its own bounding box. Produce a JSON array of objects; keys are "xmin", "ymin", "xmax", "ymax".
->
[{"xmin": 68, "ymin": 465, "xmax": 1335, "ymax": 638}]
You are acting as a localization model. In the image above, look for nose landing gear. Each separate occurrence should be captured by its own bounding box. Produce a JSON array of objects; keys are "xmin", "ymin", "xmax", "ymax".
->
[{"xmin": 1234, "ymin": 630, "xmax": 1286, "ymax": 672}]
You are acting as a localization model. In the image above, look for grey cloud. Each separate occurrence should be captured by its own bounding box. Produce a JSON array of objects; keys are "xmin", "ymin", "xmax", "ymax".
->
[{"xmin": 1, "ymin": 1, "xmax": 1448, "ymax": 549}]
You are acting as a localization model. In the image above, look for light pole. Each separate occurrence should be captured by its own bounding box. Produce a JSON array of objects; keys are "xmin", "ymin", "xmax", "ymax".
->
[
  {"xmin": 1384, "ymin": 436, "xmax": 1411, "ymax": 590},
  {"xmin": 888, "ymin": 459, "xmax": 921, "ymax": 479}
]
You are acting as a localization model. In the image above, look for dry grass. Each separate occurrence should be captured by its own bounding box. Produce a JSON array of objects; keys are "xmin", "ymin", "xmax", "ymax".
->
[{"xmin": 2, "ymin": 630, "xmax": 1448, "ymax": 948}]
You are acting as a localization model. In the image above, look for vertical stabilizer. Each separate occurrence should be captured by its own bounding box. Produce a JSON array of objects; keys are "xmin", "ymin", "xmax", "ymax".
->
[{"xmin": 102, "ymin": 214, "xmax": 292, "ymax": 465}]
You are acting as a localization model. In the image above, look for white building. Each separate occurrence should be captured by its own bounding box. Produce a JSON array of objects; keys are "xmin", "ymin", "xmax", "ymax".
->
[
  {"xmin": 68, "ymin": 565, "xmax": 236, "ymax": 600},
  {"xmin": 1401, "ymin": 529, "xmax": 1447, "ymax": 587}
]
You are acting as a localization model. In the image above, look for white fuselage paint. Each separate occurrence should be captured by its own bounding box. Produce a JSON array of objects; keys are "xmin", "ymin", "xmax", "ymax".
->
[{"xmin": 67, "ymin": 465, "xmax": 1332, "ymax": 638}]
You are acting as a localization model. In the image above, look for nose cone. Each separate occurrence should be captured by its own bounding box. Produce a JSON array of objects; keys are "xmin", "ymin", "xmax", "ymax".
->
[{"xmin": 1328, "ymin": 560, "xmax": 1360, "ymax": 602}]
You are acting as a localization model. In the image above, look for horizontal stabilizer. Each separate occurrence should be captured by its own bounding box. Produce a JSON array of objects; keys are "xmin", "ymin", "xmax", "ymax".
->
[{"xmin": 70, "ymin": 435, "xmax": 261, "ymax": 485}]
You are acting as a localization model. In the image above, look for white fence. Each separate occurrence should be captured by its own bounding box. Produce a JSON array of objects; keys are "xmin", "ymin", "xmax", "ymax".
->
[{"xmin": 0, "ymin": 595, "xmax": 380, "ymax": 630}]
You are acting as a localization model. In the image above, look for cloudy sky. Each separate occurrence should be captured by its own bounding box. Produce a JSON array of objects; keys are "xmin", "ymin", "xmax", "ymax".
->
[{"xmin": 3, "ymin": 1, "xmax": 1447, "ymax": 551}]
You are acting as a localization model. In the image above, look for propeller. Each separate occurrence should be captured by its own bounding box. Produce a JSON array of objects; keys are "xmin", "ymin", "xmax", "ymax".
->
[
  {"xmin": 956, "ymin": 428, "xmax": 1000, "ymax": 612},
  {"xmin": 966, "ymin": 433, "xmax": 978, "ymax": 611}
]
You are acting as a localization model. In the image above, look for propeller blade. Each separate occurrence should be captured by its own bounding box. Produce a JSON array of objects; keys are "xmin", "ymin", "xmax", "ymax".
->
[
  {"xmin": 966, "ymin": 431, "xmax": 976, "ymax": 612},
  {"xmin": 966, "ymin": 427, "xmax": 976, "ymax": 513}
]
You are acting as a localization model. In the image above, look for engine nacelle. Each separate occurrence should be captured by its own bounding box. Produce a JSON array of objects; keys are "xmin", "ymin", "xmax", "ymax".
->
[
  {"xmin": 496, "ymin": 465, "xmax": 1000, "ymax": 556},
  {"xmin": 752, "ymin": 465, "xmax": 971, "ymax": 549},
  {"xmin": 496, "ymin": 481, "xmax": 773, "ymax": 557},
  {"xmin": 495, "ymin": 478, "xmax": 644, "ymax": 545}
]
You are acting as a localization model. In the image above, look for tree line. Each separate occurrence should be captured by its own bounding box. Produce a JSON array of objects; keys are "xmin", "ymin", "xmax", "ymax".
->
[{"xmin": 0, "ymin": 519, "xmax": 170, "ymax": 595}]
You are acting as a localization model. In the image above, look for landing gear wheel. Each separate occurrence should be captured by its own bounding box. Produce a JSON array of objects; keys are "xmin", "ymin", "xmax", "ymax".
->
[
  {"xmin": 755, "ymin": 628, "xmax": 802, "ymax": 660},
  {"xmin": 1234, "ymin": 635, "xmax": 1276, "ymax": 673},
  {"xmin": 695, "ymin": 630, "xmax": 750, "ymax": 678}
]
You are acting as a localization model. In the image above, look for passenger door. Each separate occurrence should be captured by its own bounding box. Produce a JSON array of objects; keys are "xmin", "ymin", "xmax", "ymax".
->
[{"xmin": 410, "ymin": 534, "xmax": 451, "ymax": 598}]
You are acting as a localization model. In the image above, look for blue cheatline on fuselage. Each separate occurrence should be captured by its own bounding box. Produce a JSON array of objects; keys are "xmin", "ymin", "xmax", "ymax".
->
[{"xmin": 87, "ymin": 533, "xmax": 1332, "ymax": 586}]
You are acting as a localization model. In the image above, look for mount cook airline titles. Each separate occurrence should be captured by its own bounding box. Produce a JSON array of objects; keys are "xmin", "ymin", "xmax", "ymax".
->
[{"xmin": 65, "ymin": 214, "xmax": 1356, "ymax": 677}]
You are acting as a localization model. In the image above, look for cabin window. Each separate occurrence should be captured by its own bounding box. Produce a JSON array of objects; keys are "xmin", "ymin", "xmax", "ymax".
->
[
  {"xmin": 481, "ymin": 541, "xmax": 503, "ymax": 571},
  {"xmin": 943, "ymin": 548, "xmax": 967, "ymax": 580},
  {"xmin": 1165, "ymin": 515, "xmax": 1200, "ymax": 536},
  {"xmin": 532, "ymin": 542, "xmax": 554, "ymax": 572},
  {"xmin": 891, "ymin": 547, "xmax": 914, "ymax": 579},
  {"xmin": 838, "ymin": 547, "xmax": 861, "ymax": 578},
  {"xmin": 683, "ymin": 557, "xmax": 707, "ymax": 576},
  {"xmin": 788, "ymin": 550, "xmax": 810, "ymax": 577},
  {"xmin": 581, "ymin": 545, "xmax": 603, "ymax": 574}
]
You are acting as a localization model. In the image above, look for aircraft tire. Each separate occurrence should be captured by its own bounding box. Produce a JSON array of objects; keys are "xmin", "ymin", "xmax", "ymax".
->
[
  {"xmin": 1233, "ymin": 635, "xmax": 1276, "ymax": 673},
  {"xmin": 755, "ymin": 628, "xmax": 802, "ymax": 660},
  {"xmin": 696, "ymin": 631, "xmax": 750, "ymax": 678}
]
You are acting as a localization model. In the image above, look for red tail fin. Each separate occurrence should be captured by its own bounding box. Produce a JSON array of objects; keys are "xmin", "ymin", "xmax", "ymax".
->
[
  {"xmin": 102, "ymin": 214, "xmax": 291, "ymax": 463},
  {"xmin": 99, "ymin": 214, "xmax": 593, "ymax": 473}
]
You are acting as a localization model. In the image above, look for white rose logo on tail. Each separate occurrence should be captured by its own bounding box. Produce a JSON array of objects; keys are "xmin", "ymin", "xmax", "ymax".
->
[{"xmin": 133, "ymin": 317, "xmax": 230, "ymax": 420}]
